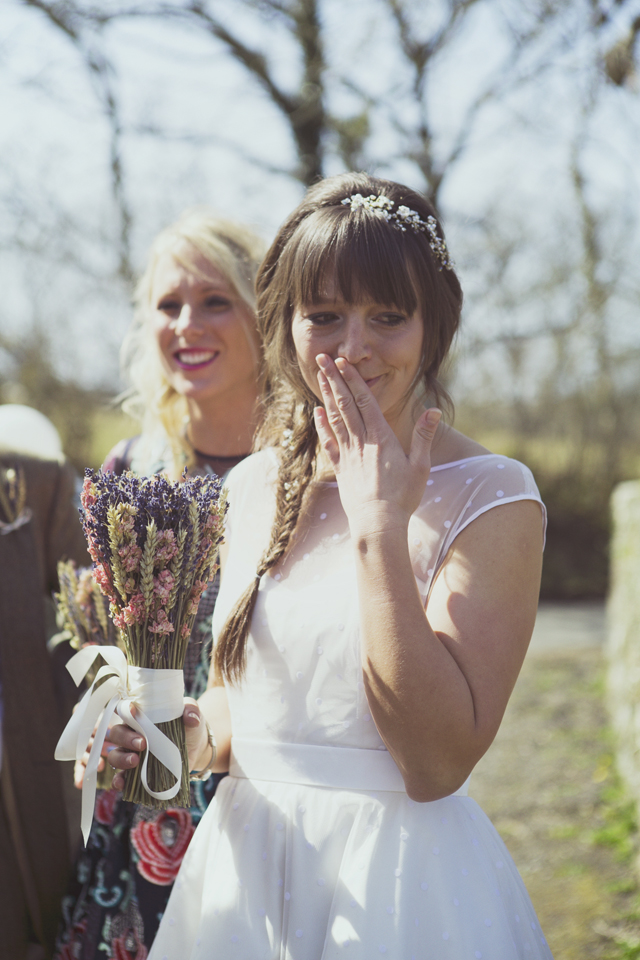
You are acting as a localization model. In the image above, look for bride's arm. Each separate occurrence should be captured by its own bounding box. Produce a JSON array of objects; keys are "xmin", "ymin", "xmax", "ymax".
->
[
  {"xmin": 314, "ymin": 353, "xmax": 543, "ymax": 802},
  {"xmin": 353, "ymin": 497, "xmax": 542, "ymax": 802}
]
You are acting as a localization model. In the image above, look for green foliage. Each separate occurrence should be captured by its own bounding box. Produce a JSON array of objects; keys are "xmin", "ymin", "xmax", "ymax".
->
[
  {"xmin": 592, "ymin": 776, "xmax": 638, "ymax": 864},
  {"xmin": 589, "ymin": 760, "xmax": 640, "ymax": 959},
  {"xmin": 0, "ymin": 331, "xmax": 112, "ymax": 472},
  {"xmin": 609, "ymin": 938, "xmax": 640, "ymax": 960},
  {"xmin": 452, "ymin": 406, "xmax": 640, "ymax": 599},
  {"xmin": 537, "ymin": 470, "xmax": 611, "ymax": 600}
]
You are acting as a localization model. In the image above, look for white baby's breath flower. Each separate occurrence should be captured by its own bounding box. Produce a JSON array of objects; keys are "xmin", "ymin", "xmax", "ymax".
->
[{"xmin": 339, "ymin": 193, "xmax": 454, "ymax": 271}]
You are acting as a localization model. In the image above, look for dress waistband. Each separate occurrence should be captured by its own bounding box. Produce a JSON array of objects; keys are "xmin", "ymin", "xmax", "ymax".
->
[{"xmin": 229, "ymin": 738, "xmax": 470, "ymax": 797}]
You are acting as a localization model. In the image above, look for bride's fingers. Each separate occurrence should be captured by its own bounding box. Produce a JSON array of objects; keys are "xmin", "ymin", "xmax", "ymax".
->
[
  {"xmin": 313, "ymin": 407, "xmax": 340, "ymax": 464},
  {"xmin": 316, "ymin": 355, "xmax": 365, "ymax": 438},
  {"xmin": 317, "ymin": 369, "xmax": 350, "ymax": 444},
  {"xmin": 334, "ymin": 358, "xmax": 384, "ymax": 436}
]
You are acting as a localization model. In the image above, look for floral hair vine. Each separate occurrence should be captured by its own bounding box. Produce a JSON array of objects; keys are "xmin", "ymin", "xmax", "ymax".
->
[{"xmin": 340, "ymin": 193, "xmax": 454, "ymax": 271}]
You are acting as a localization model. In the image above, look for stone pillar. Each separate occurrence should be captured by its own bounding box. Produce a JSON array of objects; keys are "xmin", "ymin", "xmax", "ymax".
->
[{"xmin": 607, "ymin": 480, "xmax": 640, "ymax": 798}]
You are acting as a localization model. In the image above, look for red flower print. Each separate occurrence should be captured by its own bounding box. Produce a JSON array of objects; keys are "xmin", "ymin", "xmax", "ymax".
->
[
  {"xmin": 109, "ymin": 929, "xmax": 148, "ymax": 960},
  {"xmin": 94, "ymin": 788, "xmax": 119, "ymax": 826},
  {"xmin": 131, "ymin": 809, "xmax": 194, "ymax": 885},
  {"xmin": 56, "ymin": 918, "xmax": 88, "ymax": 959}
]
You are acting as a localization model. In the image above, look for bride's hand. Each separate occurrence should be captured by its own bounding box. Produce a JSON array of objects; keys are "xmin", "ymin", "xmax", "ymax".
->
[
  {"xmin": 313, "ymin": 354, "xmax": 441, "ymax": 527},
  {"xmin": 107, "ymin": 698, "xmax": 209, "ymax": 791}
]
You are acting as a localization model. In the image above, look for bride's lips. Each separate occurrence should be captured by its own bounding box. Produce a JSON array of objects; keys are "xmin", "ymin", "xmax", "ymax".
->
[
  {"xmin": 364, "ymin": 375, "xmax": 383, "ymax": 388},
  {"xmin": 174, "ymin": 349, "xmax": 218, "ymax": 371}
]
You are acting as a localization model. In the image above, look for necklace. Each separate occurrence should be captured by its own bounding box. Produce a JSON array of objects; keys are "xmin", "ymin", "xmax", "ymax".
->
[{"xmin": 191, "ymin": 446, "xmax": 251, "ymax": 462}]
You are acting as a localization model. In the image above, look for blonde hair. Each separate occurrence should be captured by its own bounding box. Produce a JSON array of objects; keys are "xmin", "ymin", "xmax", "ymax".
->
[
  {"xmin": 120, "ymin": 208, "xmax": 266, "ymax": 475},
  {"xmin": 215, "ymin": 173, "xmax": 463, "ymax": 683}
]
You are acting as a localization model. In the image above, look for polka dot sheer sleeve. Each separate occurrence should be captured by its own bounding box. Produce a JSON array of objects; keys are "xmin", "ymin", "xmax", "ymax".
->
[
  {"xmin": 409, "ymin": 455, "xmax": 546, "ymax": 605},
  {"xmin": 218, "ymin": 451, "xmax": 545, "ymax": 615}
]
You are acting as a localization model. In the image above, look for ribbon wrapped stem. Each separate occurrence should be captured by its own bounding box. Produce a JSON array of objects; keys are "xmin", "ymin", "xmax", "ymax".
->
[
  {"xmin": 119, "ymin": 708, "xmax": 190, "ymax": 810},
  {"xmin": 55, "ymin": 645, "xmax": 189, "ymax": 845}
]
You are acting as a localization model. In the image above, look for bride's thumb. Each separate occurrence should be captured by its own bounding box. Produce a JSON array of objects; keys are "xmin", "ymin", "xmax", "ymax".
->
[{"xmin": 410, "ymin": 408, "xmax": 441, "ymax": 468}]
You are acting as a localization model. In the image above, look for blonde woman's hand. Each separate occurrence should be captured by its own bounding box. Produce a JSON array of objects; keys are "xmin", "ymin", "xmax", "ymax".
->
[
  {"xmin": 313, "ymin": 353, "xmax": 441, "ymax": 530},
  {"xmin": 72, "ymin": 720, "xmax": 119, "ymax": 789}
]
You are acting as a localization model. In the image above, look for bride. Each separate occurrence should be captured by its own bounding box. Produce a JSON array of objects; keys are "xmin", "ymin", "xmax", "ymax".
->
[{"xmin": 110, "ymin": 172, "xmax": 551, "ymax": 959}]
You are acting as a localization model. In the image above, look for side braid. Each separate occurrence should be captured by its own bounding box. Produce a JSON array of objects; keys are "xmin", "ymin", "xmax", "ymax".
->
[
  {"xmin": 214, "ymin": 402, "xmax": 318, "ymax": 683},
  {"xmin": 216, "ymin": 174, "xmax": 462, "ymax": 681}
]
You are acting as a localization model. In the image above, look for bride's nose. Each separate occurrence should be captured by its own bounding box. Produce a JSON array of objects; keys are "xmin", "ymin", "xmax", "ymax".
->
[{"xmin": 337, "ymin": 318, "xmax": 371, "ymax": 365}]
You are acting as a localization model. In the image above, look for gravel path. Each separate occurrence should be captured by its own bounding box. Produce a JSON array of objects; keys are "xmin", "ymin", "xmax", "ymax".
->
[{"xmin": 469, "ymin": 602, "xmax": 639, "ymax": 959}]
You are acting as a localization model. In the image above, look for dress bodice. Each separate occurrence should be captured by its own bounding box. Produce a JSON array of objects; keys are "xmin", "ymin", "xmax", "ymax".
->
[{"xmin": 212, "ymin": 449, "xmax": 545, "ymax": 753}]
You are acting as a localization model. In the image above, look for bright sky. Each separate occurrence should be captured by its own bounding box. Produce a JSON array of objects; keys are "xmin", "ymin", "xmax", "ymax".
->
[{"xmin": 1, "ymin": 0, "xmax": 639, "ymax": 396}]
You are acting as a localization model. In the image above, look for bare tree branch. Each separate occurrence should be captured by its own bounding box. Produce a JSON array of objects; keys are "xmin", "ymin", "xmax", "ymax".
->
[
  {"xmin": 22, "ymin": 0, "xmax": 135, "ymax": 284},
  {"xmin": 73, "ymin": 0, "xmax": 329, "ymax": 184},
  {"xmin": 132, "ymin": 122, "xmax": 296, "ymax": 180}
]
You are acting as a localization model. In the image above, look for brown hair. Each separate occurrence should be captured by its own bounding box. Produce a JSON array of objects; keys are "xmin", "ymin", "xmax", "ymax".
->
[{"xmin": 215, "ymin": 172, "xmax": 463, "ymax": 683}]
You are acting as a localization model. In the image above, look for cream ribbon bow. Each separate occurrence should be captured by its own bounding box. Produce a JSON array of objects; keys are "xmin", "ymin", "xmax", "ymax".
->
[{"xmin": 55, "ymin": 645, "xmax": 185, "ymax": 845}]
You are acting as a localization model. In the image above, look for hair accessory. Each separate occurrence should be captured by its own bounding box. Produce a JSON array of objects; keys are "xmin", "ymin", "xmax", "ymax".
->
[
  {"xmin": 340, "ymin": 193, "xmax": 454, "ymax": 271},
  {"xmin": 283, "ymin": 478, "xmax": 300, "ymax": 501},
  {"xmin": 281, "ymin": 428, "xmax": 294, "ymax": 450}
]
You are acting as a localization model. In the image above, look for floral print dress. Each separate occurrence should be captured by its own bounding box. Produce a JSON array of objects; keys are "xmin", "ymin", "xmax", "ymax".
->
[{"xmin": 53, "ymin": 439, "xmax": 246, "ymax": 960}]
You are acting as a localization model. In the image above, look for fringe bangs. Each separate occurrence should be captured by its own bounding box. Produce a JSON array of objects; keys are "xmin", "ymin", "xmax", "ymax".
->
[{"xmin": 283, "ymin": 207, "xmax": 437, "ymax": 317}]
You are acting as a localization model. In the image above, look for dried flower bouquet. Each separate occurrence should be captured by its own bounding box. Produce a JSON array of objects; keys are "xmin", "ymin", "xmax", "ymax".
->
[
  {"xmin": 55, "ymin": 560, "xmax": 120, "ymax": 652},
  {"xmin": 80, "ymin": 468, "xmax": 227, "ymax": 808},
  {"xmin": 54, "ymin": 560, "xmax": 124, "ymax": 788}
]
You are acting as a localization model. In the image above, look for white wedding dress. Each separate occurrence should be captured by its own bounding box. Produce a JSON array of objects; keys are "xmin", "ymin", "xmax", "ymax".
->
[{"xmin": 149, "ymin": 449, "xmax": 552, "ymax": 960}]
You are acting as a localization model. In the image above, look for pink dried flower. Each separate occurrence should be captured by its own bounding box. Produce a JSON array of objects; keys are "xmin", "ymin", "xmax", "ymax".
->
[
  {"xmin": 87, "ymin": 540, "xmax": 101, "ymax": 565},
  {"xmin": 119, "ymin": 543, "xmax": 142, "ymax": 572},
  {"xmin": 153, "ymin": 569, "xmax": 175, "ymax": 601},
  {"xmin": 156, "ymin": 530, "xmax": 179, "ymax": 565},
  {"xmin": 148, "ymin": 609, "xmax": 174, "ymax": 635},
  {"xmin": 111, "ymin": 608, "xmax": 127, "ymax": 630},
  {"xmin": 123, "ymin": 593, "xmax": 146, "ymax": 625},
  {"xmin": 81, "ymin": 477, "xmax": 97, "ymax": 508},
  {"xmin": 204, "ymin": 514, "xmax": 223, "ymax": 536},
  {"xmin": 186, "ymin": 579, "xmax": 207, "ymax": 616},
  {"xmin": 93, "ymin": 563, "xmax": 113, "ymax": 596}
]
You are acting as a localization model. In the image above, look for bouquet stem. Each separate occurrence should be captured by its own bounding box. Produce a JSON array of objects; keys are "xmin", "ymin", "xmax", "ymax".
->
[{"xmin": 122, "ymin": 717, "xmax": 191, "ymax": 808}]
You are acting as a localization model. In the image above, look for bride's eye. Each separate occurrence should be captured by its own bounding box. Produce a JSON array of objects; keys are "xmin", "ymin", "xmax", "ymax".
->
[
  {"xmin": 307, "ymin": 312, "xmax": 339, "ymax": 326},
  {"xmin": 376, "ymin": 313, "xmax": 407, "ymax": 326}
]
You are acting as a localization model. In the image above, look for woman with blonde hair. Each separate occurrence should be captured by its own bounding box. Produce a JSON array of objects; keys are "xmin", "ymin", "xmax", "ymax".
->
[
  {"xmin": 54, "ymin": 208, "xmax": 265, "ymax": 960},
  {"xmin": 111, "ymin": 174, "xmax": 552, "ymax": 958},
  {"xmin": 112, "ymin": 207, "xmax": 264, "ymax": 479}
]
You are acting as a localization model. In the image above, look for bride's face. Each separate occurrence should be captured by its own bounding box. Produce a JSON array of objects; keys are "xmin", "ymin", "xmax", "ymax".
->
[{"xmin": 290, "ymin": 285, "xmax": 424, "ymax": 429}]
